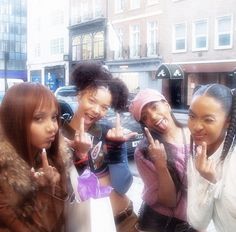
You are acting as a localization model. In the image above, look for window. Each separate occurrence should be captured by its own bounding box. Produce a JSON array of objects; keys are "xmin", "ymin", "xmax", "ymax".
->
[
  {"xmin": 115, "ymin": 0, "xmax": 124, "ymax": 13},
  {"xmin": 173, "ymin": 23, "xmax": 186, "ymax": 52},
  {"xmin": 82, "ymin": 34, "xmax": 92, "ymax": 59},
  {"xmin": 215, "ymin": 15, "xmax": 232, "ymax": 49},
  {"xmin": 50, "ymin": 38, "xmax": 64, "ymax": 55},
  {"xmin": 34, "ymin": 43, "xmax": 40, "ymax": 57},
  {"xmin": 147, "ymin": 21, "xmax": 158, "ymax": 56},
  {"xmin": 93, "ymin": 0, "xmax": 103, "ymax": 18},
  {"xmin": 93, "ymin": 31, "xmax": 104, "ymax": 59},
  {"xmin": 130, "ymin": 0, "xmax": 140, "ymax": 9},
  {"xmin": 51, "ymin": 9, "xmax": 64, "ymax": 26},
  {"xmin": 81, "ymin": 0, "xmax": 90, "ymax": 21},
  {"xmin": 192, "ymin": 19, "xmax": 208, "ymax": 51},
  {"xmin": 70, "ymin": 0, "xmax": 80, "ymax": 25},
  {"xmin": 130, "ymin": 25, "xmax": 140, "ymax": 58},
  {"xmin": 72, "ymin": 36, "xmax": 81, "ymax": 61},
  {"xmin": 114, "ymin": 28, "xmax": 123, "ymax": 59}
]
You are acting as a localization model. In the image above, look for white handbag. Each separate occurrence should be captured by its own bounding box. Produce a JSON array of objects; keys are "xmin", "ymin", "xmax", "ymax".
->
[{"xmin": 66, "ymin": 165, "xmax": 116, "ymax": 232}]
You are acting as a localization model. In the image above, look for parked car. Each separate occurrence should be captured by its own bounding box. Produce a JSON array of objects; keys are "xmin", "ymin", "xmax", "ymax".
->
[{"xmin": 55, "ymin": 85, "xmax": 143, "ymax": 158}]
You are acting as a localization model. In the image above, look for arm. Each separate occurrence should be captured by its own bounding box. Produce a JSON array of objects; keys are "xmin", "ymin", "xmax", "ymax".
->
[
  {"xmin": 106, "ymin": 141, "xmax": 133, "ymax": 194},
  {"xmin": 187, "ymin": 156, "xmax": 215, "ymax": 230},
  {"xmin": 135, "ymin": 147, "xmax": 176, "ymax": 207},
  {"xmin": 141, "ymin": 128, "xmax": 177, "ymax": 207}
]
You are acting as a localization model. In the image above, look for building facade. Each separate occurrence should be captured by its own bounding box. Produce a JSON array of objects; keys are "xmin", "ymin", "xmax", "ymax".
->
[
  {"xmin": 68, "ymin": 0, "xmax": 107, "ymax": 78},
  {"xmin": 157, "ymin": 0, "xmax": 236, "ymax": 109},
  {"xmin": 0, "ymin": 0, "xmax": 27, "ymax": 87},
  {"xmin": 27, "ymin": 0, "xmax": 69, "ymax": 92},
  {"xmin": 106, "ymin": 0, "xmax": 162, "ymax": 93}
]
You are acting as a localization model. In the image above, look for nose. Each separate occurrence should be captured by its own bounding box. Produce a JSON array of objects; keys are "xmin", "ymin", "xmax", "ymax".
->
[
  {"xmin": 46, "ymin": 120, "xmax": 57, "ymax": 132},
  {"xmin": 147, "ymin": 110, "xmax": 158, "ymax": 121},
  {"xmin": 92, "ymin": 104, "xmax": 101, "ymax": 115},
  {"xmin": 192, "ymin": 120, "xmax": 204, "ymax": 132}
]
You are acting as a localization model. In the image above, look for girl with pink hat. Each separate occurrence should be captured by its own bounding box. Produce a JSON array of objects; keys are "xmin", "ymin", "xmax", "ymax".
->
[{"xmin": 129, "ymin": 88, "xmax": 196, "ymax": 232}]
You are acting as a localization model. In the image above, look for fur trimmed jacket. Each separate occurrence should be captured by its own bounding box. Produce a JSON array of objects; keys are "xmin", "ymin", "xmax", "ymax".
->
[{"xmin": 0, "ymin": 130, "xmax": 71, "ymax": 232}]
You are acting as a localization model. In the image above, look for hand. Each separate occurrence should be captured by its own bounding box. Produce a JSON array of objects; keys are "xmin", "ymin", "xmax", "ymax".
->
[
  {"xmin": 106, "ymin": 113, "xmax": 138, "ymax": 142},
  {"xmin": 31, "ymin": 149, "xmax": 60, "ymax": 190},
  {"xmin": 145, "ymin": 127, "xmax": 167, "ymax": 169},
  {"xmin": 72, "ymin": 116, "xmax": 93, "ymax": 156},
  {"xmin": 195, "ymin": 142, "xmax": 217, "ymax": 183}
]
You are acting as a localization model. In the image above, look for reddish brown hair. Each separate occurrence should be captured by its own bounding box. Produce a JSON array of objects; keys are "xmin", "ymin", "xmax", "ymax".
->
[{"xmin": 0, "ymin": 82, "xmax": 60, "ymax": 166}]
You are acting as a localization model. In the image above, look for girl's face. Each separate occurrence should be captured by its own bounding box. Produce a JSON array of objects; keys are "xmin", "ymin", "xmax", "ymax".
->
[
  {"xmin": 141, "ymin": 100, "xmax": 172, "ymax": 133},
  {"xmin": 188, "ymin": 95, "xmax": 229, "ymax": 155},
  {"xmin": 30, "ymin": 102, "xmax": 58, "ymax": 150},
  {"xmin": 78, "ymin": 87, "xmax": 112, "ymax": 128}
]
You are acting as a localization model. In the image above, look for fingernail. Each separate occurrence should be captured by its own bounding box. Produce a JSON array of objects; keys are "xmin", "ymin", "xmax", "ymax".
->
[
  {"xmin": 31, "ymin": 167, "xmax": 35, "ymax": 172},
  {"xmin": 42, "ymin": 148, "xmax": 46, "ymax": 153}
]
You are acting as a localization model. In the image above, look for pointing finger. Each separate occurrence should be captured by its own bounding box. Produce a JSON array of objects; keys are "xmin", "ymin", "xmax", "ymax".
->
[
  {"xmin": 115, "ymin": 113, "xmax": 121, "ymax": 130},
  {"xmin": 144, "ymin": 127, "xmax": 155, "ymax": 146},
  {"xmin": 79, "ymin": 116, "xmax": 85, "ymax": 134},
  {"xmin": 41, "ymin": 148, "xmax": 49, "ymax": 168}
]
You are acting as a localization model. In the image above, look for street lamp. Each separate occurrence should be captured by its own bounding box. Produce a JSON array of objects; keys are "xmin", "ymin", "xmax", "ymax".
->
[{"xmin": 4, "ymin": 51, "xmax": 9, "ymax": 92}]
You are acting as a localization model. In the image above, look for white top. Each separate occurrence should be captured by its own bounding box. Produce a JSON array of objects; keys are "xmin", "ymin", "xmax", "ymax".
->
[{"xmin": 187, "ymin": 142, "xmax": 236, "ymax": 232}]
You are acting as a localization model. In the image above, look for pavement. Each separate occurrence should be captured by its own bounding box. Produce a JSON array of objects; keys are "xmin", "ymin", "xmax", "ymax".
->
[{"xmin": 127, "ymin": 160, "xmax": 216, "ymax": 232}]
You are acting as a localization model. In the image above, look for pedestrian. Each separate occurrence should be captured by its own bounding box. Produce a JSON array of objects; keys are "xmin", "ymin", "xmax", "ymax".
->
[
  {"xmin": 129, "ymin": 88, "xmax": 196, "ymax": 232},
  {"xmin": 187, "ymin": 83, "xmax": 236, "ymax": 231},
  {"xmin": 0, "ymin": 82, "xmax": 69, "ymax": 232},
  {"xmin": 61, "ymin": 61, "xmax": 138, "ymax": 232}
]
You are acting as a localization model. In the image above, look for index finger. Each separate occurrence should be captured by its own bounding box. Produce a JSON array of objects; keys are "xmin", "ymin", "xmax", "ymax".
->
[
  {"xmin": 41, "ymin": 148, "xmax": 49, "ymax": 168},
  {"xmin": 115, "ymin": 113, "xmax": 121, "ymax": 130},
  {"xmin": 144, "ymin": 127, "xmax": 155, "ymax": 145}
]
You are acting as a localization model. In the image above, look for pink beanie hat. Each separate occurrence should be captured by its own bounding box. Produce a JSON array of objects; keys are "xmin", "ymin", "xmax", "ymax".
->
[{"xmin": 129, "ymin": 88, "xmax": 166, "ymax": 122}]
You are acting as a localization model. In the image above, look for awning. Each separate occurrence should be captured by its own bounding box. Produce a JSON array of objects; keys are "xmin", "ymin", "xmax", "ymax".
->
[
  {"xmin": 180, "ymin": 61, "xmax": 236, "ymax": 73},
  {"xmin": 155, "ymin": 63, "xmax": 184, "ymax": 79}
]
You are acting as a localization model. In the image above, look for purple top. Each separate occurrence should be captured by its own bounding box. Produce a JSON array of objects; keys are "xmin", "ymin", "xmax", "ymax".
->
[{"xmin": 135, "ymin": 139, "xmax": 190, "ymax": 221}]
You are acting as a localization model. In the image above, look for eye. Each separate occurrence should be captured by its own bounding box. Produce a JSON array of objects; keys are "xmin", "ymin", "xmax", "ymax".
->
[
  {"xmin": 204, "ymin": 117, "xmax": 215, "ymax": 123},
  {"xmin": 33, "ymin": 115, "xmax": 44, "ymax": 122},
  {"xmin": 188, "ymin": 113, "xmax": 195, "ymax": 120},
  {"xmin": 141, "ymin": 114, "xmax": 147, "ymax": 122},
  {"xmin": 52, "ymin": 114, "xmax": 58, "ymax": 121}
]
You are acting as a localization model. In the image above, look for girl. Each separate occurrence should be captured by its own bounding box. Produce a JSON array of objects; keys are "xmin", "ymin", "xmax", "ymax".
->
[
  {"xmin": 0, "ymin": 83, "xmax": 68, "ymax": 232},
  {"xmin": 62, "ymin": 61, "xmax": 138, "ymax": 232},
  {"xmin": 187, "ymin": 83, "xmax": 236, "ymax": 231},
  {"xmin": 129, "ymin": 88, "xmax": 196, "ymax": 232}
]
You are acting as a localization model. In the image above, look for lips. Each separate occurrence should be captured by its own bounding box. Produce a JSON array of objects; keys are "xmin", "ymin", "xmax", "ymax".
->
[
  {"xmin": 192, "ymin": 134, "xmax": 205, "ymax": 142},
  {"xmin": 46, "ymin": 135, "xmax": 55, "ymax": 142}
]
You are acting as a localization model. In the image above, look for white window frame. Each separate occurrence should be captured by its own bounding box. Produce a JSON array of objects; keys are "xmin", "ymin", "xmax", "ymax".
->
[
  {"xmin": 192, "ymin": 19, "xmax": 208, "ymax": 51},
  {"xmin": 115, "ymin": 0, "xmax": 124, "ymax": 13},
  {"xmin": 130, "ymin": 24, "xmax": 140, "ymax": 58},
  {"xmin": 172, "ymin": 22, "xmax": 187, "ymax": 53},
  {"xmin": 215, "ymin": 15, "xmax": 233, "ymax": 49},
  {"xmin": 114, "ymin": 28, "xmax": 123, "ymax": 59},
  {"xmin": 147, "ymin": 21, "xmax": 158, "ymax": 57}
]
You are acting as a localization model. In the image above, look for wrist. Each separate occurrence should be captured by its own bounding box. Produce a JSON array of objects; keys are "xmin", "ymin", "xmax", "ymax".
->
[{"xmin": 74, "ymin": 150, "xmax": 88, "ymax": 159}]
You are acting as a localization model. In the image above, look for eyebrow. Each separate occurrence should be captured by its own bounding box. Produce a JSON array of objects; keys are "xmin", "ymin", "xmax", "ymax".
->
[{"xmin": 188, "ymin": 108, "xmax": 216, "ymax": 118}]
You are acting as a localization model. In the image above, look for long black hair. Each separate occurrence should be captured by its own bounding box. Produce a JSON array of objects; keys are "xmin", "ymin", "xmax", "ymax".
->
[{"xmin": 191, "ymin": 83, "xmax": 236, "ymax": 160}]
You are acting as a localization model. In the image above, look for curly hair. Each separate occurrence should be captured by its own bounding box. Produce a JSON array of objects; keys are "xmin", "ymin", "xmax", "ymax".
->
[
  {"xmin": 191, "ymin": 83, "xmax": 236, "ymax": 160},
  {"xmin": 71, "ymin": 61, "xmax": 129, "ymax": 111}
]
